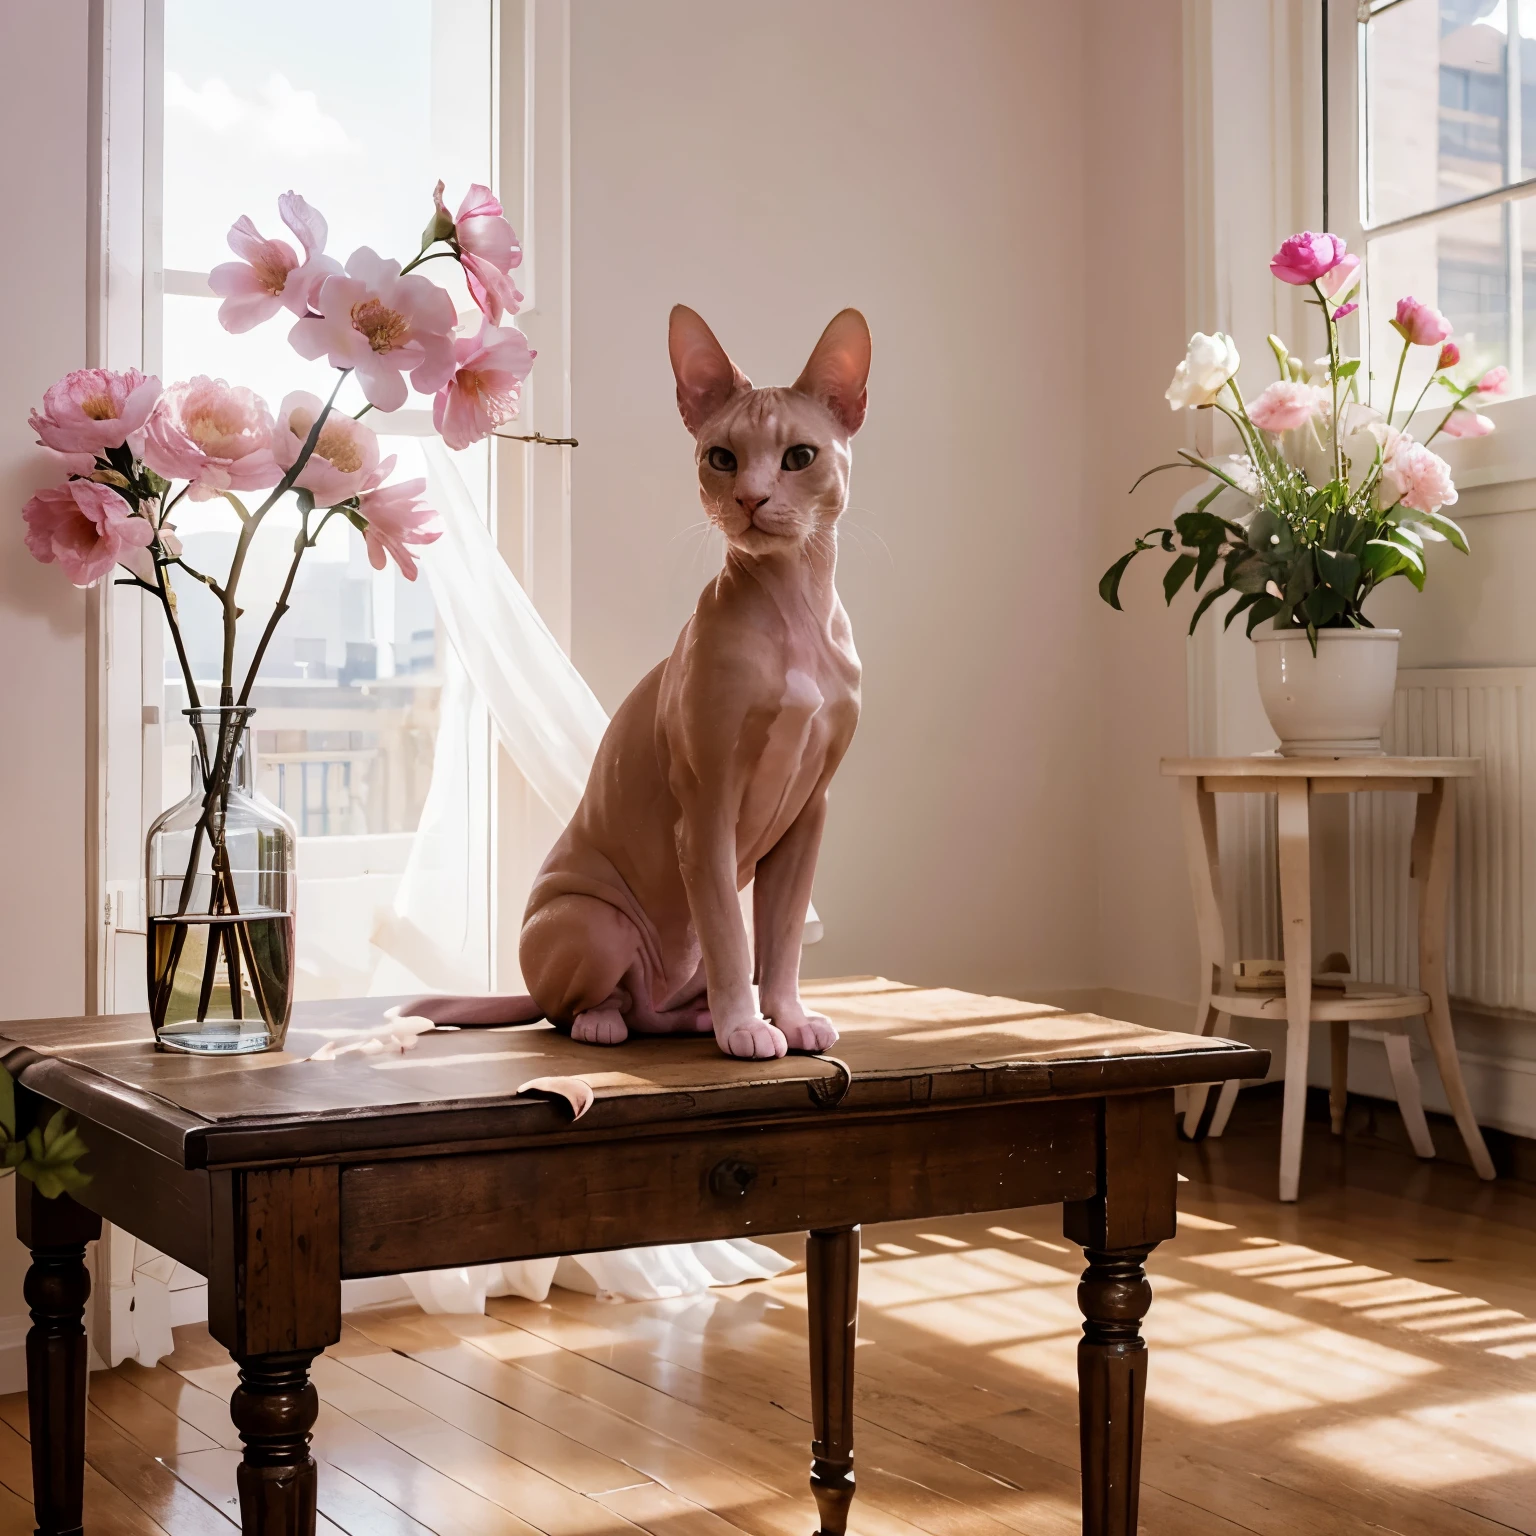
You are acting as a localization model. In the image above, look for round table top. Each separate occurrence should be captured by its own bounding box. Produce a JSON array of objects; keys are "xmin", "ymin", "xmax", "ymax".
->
[{"xmin": 1161, "ymin": 755, "xmax": 1478, "ymax": 778}]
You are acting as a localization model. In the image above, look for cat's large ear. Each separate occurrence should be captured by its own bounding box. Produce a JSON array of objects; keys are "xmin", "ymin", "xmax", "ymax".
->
[
  {"xmin": 794, "ymin": 309, "xmax": 871, "ymax": 435},
  {"xmin": 669, "ymin": 305, "xmax": 752, "ymax": 435}
]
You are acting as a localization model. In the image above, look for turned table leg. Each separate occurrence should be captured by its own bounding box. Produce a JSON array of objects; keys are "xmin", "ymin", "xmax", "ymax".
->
[
  {"xmin": 806, "ymin": 1224, "xmax": 859, "ymax": 1536},
  {"xmin": 1075, "ymin": 1245, "xmax": 1155, "ymax": 1535},
  {"xmin": 231, "ymin": 1351, "xmax": 322, "ymax": 1535},
  {"xmin": 16, "ymin": 1182, "xmax": 101, "ymax": 1536}
]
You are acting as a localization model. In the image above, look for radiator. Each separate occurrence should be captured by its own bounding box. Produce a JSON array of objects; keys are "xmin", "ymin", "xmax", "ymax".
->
[{"xmin": 1351, "ymin": 667, "xmax": 1536, "ymax": 1010}]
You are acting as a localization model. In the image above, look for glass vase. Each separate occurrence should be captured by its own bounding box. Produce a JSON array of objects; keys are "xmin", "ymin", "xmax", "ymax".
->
[{"xmin": 146, "ymin": 707, "xmax": 297, "ymax": 1053}]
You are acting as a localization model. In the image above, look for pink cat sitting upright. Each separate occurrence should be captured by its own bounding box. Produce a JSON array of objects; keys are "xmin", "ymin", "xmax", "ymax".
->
[{"xmin": 410, "ymin": 306, "xmax": 868, "ymax": 1059}]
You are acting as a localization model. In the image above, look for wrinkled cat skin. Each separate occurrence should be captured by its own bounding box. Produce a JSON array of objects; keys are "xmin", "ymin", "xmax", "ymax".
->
[{"xmin": 517, "ymin": 307, "xmax": 869, "ymax": 1060}]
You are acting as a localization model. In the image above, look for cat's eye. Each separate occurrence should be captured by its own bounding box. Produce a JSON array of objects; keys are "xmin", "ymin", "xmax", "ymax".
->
[
  {"xmin": 781, "ymin": 444, "xmax": 817, "ymax": 472},
  {"xmin": 706, "ymin": 446, "xmax": 737, "ymax": 474}
]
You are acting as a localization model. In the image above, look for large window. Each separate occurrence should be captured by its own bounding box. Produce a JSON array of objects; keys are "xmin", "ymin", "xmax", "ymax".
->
[
  {"xmin": 1359, "ymin": 0, "xmax": 1536, "ymax": 402},
  {"xmin": 154, "ymin": 0, "xmax": 496, "ymax": 999}
]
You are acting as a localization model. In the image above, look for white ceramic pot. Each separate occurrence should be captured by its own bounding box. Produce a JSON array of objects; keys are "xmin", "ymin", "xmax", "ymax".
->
[{"xmin": 1252, "ymin": 624, "xmax": 1400, "ymax": 756}]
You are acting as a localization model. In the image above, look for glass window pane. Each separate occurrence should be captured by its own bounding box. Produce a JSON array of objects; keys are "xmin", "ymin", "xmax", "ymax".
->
[
  {"xmin": 1364, "ymin": 0, "xmax": 1536, "ymax": 227},
  {"xmin": 1365, "ymin": 196, "xmax": 1523, "ymax": 401}
]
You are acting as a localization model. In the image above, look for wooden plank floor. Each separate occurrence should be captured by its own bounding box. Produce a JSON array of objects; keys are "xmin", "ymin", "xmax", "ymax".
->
[{"xmin": 2, "ymin": 1092, "xmax": 1533, "ymax": 1535}]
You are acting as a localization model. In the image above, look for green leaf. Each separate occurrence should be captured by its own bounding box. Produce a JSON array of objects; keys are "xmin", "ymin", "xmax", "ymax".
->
[
  {"xmin": 1099, "ymin": 551, "xmax": 1138, "ymax": 610},
  {"xmin": 1193, "ymin": 535, "xmax": 1224, "ymax": 590},
  {"xmin": 1315, "ymin": 547, "xmax": 1361, "ymax": 594},
  {"xmin": 0, "ymin": 1067, "xmax": 13, "ymax": 1142},
  {"xmin": 19, "ymin": 1107, "xmax": 90, "ymax": 1200},
  {"xmin": 1163, "ymin": 554, "xmax": 1198, "ymax": 604},
  {"xmin": 1227, "ymin": 556, "xmax": 1273, "ymax": 595},
  {"xmin": 1335, "ymin": 358, "xmax": 1361, "ymax": 379},
  {"xmin": 1305, "ymin": 584, "xmax": 1348, "ymax": 627},
  {"xmin": 1223, "ymin": 590, "xmax": 1261, "ymax": 630},
  {"xmin": 1188, "ymin": 584, "xmax": 1230, "ymax": 634},
  {"xmin": 1129, "ymin": 462, "xmax": 1200, "ymax": 495},
  {"xmin": 1244, "ymin": 595, "xmax": 1283, "ymax": 637},
  {"xmin": 1174, "ymin": 509, "xmax": 1239, "ymax": 545},
  {"xmin": 1415, "ymin": 510, "xmax": 1471, "ymax": 554}
]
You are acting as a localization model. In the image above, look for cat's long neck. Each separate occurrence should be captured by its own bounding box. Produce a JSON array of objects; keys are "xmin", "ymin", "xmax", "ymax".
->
[{"xmin": 724, "ymin": 530, "xmax": 840, "ymax": 623}]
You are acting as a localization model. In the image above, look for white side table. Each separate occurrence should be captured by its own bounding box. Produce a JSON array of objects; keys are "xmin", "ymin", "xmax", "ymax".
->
[{"xmin": 1162, "ymin": 756, "xmax": 1496, "ymax": 1202}]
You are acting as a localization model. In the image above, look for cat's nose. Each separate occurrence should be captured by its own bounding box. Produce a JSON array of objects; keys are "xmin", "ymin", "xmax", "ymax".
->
[{"xmin": 735, "ymin": 493, "xmax": 770, "ymax": 514}]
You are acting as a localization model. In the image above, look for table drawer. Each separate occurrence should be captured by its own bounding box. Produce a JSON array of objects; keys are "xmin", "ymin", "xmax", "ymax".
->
[{"xmin": 339, "ymin": 1097, "xmax": 1100, "ymax": 1278}]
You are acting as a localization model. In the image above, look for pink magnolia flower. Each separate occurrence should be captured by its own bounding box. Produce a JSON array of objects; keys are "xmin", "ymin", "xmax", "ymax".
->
[
  {"xmin": 432, "ymin": 323, "xmax": 536, "ymax": 450},
  {"xmin": 290, "ymin": 248, "xmax": 458, "ymax": 412},
  {"xmin": 1270, "ymin": 231, "xmax": 1347, "ymax": 285},
  {"xmin": 1247, "ymin": 380, "xmax": 1327, "ymax": 433},
  {"xmin": 1382, "ymin": 435, "xmax": 1457, "ymax": 515},
  {"xmin": 29, "ymin": 368, "xmax": 161, "ymax": 472},
  {"xmin": 208, "ymin": 193, "xmax": 341, "ymax": 334},
  {"xmin": 1440, "ymin": 408, "xmax": 1495, "ymax": 439},
  {"xmin": 1477, "ymin": 366, "xmax": 1511, "ymax": 396},
  {"xmin": 1333, "ymin": 301, "xmax": 1358, "ymax": 321},
  {"xmin": 22, "ymin": 480, "xmax": 153, "ymax": 587},
  {"xmin": 141, "ymin": 377, "xmax": 282, "ymax": 501},
  {"xmin": 434, "ymin": 181, "xmax": 524, "ymax": 324},
  {"xmin": 357, "ymin": 465, "xmax": 441, "ymax": 579},
  {"xmin": 273, "ymin": 391, "xmax": 381, "ymax": 505},
  {"xmin": 1317, "ymin": 252, "xmax": 1361, "ymax": 300},
  {"xmin": 1392, "ymin": 296, "xmax": 1453, "ymax": 346},
  {"xmin": 1438, "ymin": 342, "xmax": 1461, "ymax": 370}
]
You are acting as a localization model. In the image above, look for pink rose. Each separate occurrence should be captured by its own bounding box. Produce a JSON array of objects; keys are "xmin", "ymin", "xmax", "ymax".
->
[
  {"xmin": 1333, "ymin": 301, "xmax": 1358, "ymax": 321},
  {"xmin": 1247, "ymin": 380, "xmax": 1326, "ymax": 433},
  {"xmin": 1391, "ymin": 297, "xmax": 1453, "ymax": 347},
  {"xmin": 1439, "ymin": 408, "xmax": 1495, "ymax": 439},
  {"xmin": 1382, "ymin": 436, "xmax": 1457, "ymax": 515},
  {"xmin": 432, "ymin": 323, "xmax": 536, "ymax": 450},
  {"xmin": 1270, "ymin": 231, "xmax": 1347, "ymax": 285},
  {"xmin": 1477, "ymin": 366, "xmax": 1511, "ymax": 396},
  {"xmin": 357, "ymin": 466, "xmax": 441, "ymax": 580},
  {"xmin": 273, "ymin": 391, "xmax": 381, "ymax": 506},
  {"xmin": 208, "ymin": 193, "xmax": 341, "ymax": 334},
  {"xmin": 1438, "ymin": 342, "xmax": 1461, "ymax": 370},
  {"xmin": 290, "ymin": 248, "xmax": 458, "ymax": 412},
  {"xmin": 28, "ymin": 367, "xmax": 161, "ymax": 471},
  {"xmin": 22, "ymin": 480, "xmax": 153, "ymax": 587},
  {"xmin": 1317, "ymin": 252, "xmax": 1361, "ymax": 300},
  {"xmin": 435, "ymin": 181, "xmax": 524, "ymax": 325},
  {"xmin": 142, "ymin": 377, "xmax": 282, "ymax": 501}
]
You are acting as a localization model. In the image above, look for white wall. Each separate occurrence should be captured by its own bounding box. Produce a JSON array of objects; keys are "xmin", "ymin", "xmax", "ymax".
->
[
  {"xmin": 568, "ymin": 0, "xmax": 1117, "ymax": 998},
  {"xmin": 0, "ymin": 0, "xmax": 94, "ymax": 1380}
]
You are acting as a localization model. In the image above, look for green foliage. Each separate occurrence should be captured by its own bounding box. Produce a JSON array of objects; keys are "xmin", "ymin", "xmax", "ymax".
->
[{"xmin": 0, "ymin": 1066, "xmax": 89, "ymax": 1200}]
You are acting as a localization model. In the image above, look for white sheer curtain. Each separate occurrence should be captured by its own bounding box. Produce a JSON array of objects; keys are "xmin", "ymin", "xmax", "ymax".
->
[{"xmin": 366, "ymin": 444, "xmax": 793, "ymax": 1306}]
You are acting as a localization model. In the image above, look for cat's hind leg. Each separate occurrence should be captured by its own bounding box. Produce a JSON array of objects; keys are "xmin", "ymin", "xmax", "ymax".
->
[{"xmin": 520, "ymin": 893, "xmax": 646, "ymax": 1047}]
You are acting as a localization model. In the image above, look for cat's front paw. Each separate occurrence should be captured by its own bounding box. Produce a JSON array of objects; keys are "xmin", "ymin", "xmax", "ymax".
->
[
  {"xmin": 771, "ymin": 1008, "xmax": 838, "ymax": 1053},
  {"xmin": 572, "ymin": 1007, "xmax": 629, "ymax": 1046},
  {"xmin": 716, "ymin": 1015, "xmax": 788, "ymax": 1060}
]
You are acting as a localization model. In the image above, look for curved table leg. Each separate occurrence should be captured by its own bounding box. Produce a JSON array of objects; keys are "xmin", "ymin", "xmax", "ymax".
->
[{"xmin": 1413, "ymin": 781, "xmax": 1496, "ymax": 1180}]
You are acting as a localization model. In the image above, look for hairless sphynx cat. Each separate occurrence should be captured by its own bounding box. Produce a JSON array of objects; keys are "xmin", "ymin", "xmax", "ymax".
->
[{"xmin": 406, "ymin": 306, "xmax": 869, "ymax": 1059}]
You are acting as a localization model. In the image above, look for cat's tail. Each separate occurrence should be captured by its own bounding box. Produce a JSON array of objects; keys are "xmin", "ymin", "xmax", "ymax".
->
[{"xmin": 397, "ymin": 993, "xmax": 546, "ymax": 1027}]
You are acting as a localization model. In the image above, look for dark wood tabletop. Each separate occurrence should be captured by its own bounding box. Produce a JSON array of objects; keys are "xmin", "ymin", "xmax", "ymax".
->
[{"xmin": 3, "ymin": 977, "xmax": 1268, "ymax": 1536}]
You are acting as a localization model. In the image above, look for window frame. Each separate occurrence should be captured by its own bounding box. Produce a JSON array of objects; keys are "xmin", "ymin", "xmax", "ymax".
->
[{"xmin": 1332, "ymin": 0, "xmax": 1536, "ymax": 509}]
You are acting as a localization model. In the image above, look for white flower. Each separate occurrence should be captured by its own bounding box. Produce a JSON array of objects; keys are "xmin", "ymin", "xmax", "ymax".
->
[
  {"xmin": 1166, "ymin": 332, "xmax": 1240, "ymax": 410},
  {"xmin": 1224, "ymin": 454, "xmax": 1260, "ymax": 497}
]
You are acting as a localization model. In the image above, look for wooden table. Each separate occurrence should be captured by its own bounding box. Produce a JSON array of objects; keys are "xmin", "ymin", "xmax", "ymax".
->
[
  {"xmin": 1162, "ymin": 757, "xmax": 1496, "ymax": 1201},
  {"xmin": 1, "ymin": 977, "xmax": 1266, "ymax": 1536}
]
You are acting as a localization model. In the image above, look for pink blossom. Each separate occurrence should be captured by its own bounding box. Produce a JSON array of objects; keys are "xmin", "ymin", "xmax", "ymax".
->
[
  {"xmin": 22, "ymin": 480, "xmax": 153, "ymax": 586},
  {"xmin": 1391, "ymin": 296, "xmax": 1453, "ymax": 346},
  {"xmin": 289, "ymin": 248, "xmax": 458, "ymax": 412},
  {"xmin": 208, "ymin": 193, "xmax": 341, "ymax": 333},
  {"xmin": 431, "ymin": 323, "xmax": 536, "ymax": 450},
  {"xmin": 1317, "ymin": 252, "xmax": 1361, "ymax": 300},
  {"xmin": 1477, "ymin": 366, "xmax": 1511, "ymax": 396},
  {"xmin": 273, "ymin": 391, "xmax": 380, "ymax": 505},
  {"xmin": 141, "ymin": 377, "xmax": 282, "ymax": 501},
  {"xmin": 28, "ymin": 368, "xmax": 161, "ymax": 472},
  {"xmin": 1382, "ymin": 436, "xmax": 1457, "ymax": 515},
  {"xmin": 1438, "ymin": 342, "xmax": 1461, "ymax": 370},
  {"xmin": 1270, "ymin": 231, "xmax": 1348, "ymax": 285},
  {"xmin": 357, "ymin": 465, "xmax": 441, "ymax": 579},
  {"xmin": 1333, "ymin": 301, "xmax": 1358, "ymax": 321},
  {"xmin": 435, "ymin": 181, "xmax": 524, "ymax": 324},
  {"xmin": 1247, "ymin": 380, "xmax": 1326, "ymax": 432},
  {"xmin": 1439, "ymin": 408, "xmax": 1495, "ymax": 439}
]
